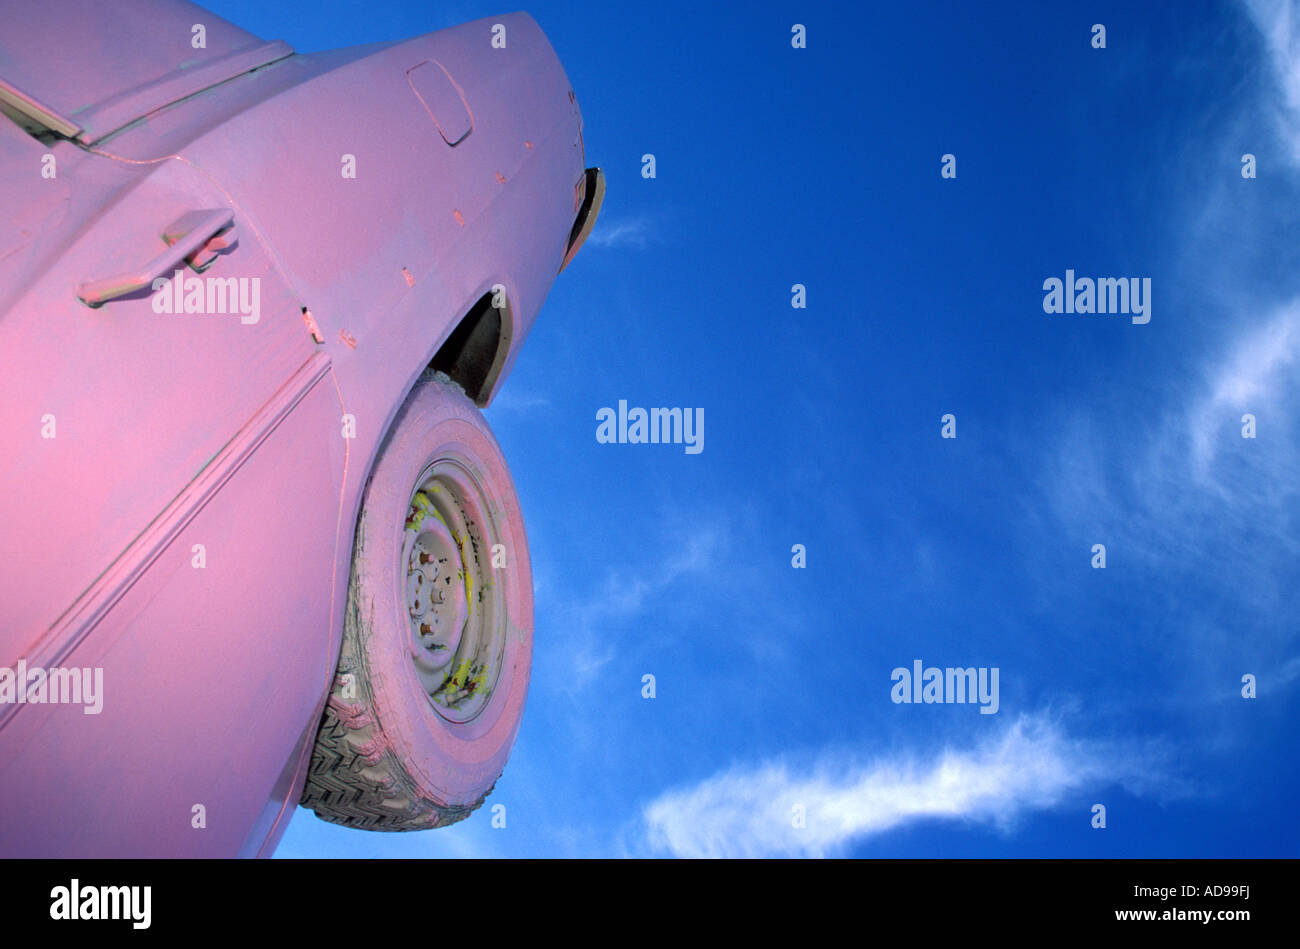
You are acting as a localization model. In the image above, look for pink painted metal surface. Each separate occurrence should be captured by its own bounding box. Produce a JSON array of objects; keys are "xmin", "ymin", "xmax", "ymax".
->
[{"xmin": 0, "ymin": 1, "xmax": 597, "ymax": 856}]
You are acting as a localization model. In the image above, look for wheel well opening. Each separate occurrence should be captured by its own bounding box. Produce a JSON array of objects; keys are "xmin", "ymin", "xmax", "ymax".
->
[{"xmin": 428, "ymin": 290, "xmax": 510, "ymax": 407}]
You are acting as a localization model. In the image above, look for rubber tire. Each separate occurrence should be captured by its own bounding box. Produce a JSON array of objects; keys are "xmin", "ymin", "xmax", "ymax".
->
[{"xmin": 300, "ymin": 371, "xmax": 533, "ymax": 830}]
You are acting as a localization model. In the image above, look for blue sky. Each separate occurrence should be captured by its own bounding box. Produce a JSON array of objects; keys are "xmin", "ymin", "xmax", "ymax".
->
[{"xmin": 198, "ymin": 0, "xmax": 1300, "ymax": 857}]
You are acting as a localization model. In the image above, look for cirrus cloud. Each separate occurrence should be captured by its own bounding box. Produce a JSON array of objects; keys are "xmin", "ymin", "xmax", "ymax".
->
[{"xmin": 640, "ymin": 713, "xmax": 1174, "ymax": 858}]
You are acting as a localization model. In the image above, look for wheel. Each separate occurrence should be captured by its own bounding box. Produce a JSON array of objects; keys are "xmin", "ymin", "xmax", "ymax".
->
[{"xmin": 300, "ymin": 370, "xmax": 533, "ymax": 830}]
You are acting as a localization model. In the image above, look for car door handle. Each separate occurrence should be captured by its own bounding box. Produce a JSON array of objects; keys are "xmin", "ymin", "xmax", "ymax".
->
[{"xmin": 77, "ymin": 208, "xmax": 237, "ymax": 307}]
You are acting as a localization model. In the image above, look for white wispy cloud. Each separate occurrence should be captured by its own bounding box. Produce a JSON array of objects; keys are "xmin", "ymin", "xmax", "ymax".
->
[
  {"xmin": 1277, "ymin": 654, "xmax": 1300, "ymax": 687},
  {"xmin": 1028, "ymin": 3, "xmax": 1300, "ymax": 713},
  {"xmin": 586, "ymin": 217, "xmax": 655, "ymax": 249},
  {"xmin": 1181, "ymin": 2, "xmax": 1300, "ymax": 475},
  {"xmin": 1039, "ymin": 8, "xmax": 1300, "ymax": 561},
  {"xmin": 1188, "ymin": 300, "xmax": 1300, "ymax": 476},
  {"xmin": 1245, "ymin": 0, "xmax": 1300, "ymax": 160},
  {"xmin": 1035, "ymin": 307, "xmax": 1300, "ymax": 715},
  {"xmin": 537, "ymin": 520, "xmax": 726, "ymax": 692},
  {"xmin": 640, "ymin": 713, "xmax": 1171, "ymax": 858},
  {"xmin": 488, "ymin": 388, "xmax": 551, "ymax": 414}
]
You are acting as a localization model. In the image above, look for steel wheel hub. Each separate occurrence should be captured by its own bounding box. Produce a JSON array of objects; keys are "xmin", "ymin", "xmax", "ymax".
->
[{"xmin": 401, "ymin": 461, "xmax": 504, "ymax": 724}]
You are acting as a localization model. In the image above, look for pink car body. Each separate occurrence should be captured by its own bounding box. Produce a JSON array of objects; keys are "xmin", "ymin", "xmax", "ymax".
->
[{"xmin": 0, "ymin": 0, "xmax": 599, "ymax": 856}]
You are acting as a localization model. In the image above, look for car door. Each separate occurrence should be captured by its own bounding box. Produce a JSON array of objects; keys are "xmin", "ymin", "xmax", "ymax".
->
[{"xmin": 0, "ymin": 127, "xmax": 344, "ymax": 855}]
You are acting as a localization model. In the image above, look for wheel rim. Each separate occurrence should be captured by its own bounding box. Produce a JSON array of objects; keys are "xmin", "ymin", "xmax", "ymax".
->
[{"xmin": 401, "ymin": 456, "xmax": 505, "ymax": 725}]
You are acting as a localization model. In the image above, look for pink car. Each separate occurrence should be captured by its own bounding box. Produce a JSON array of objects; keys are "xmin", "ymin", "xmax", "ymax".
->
[{"xmin": 0, "ymin": 0, "xmax": 602, "ymax": 856}]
